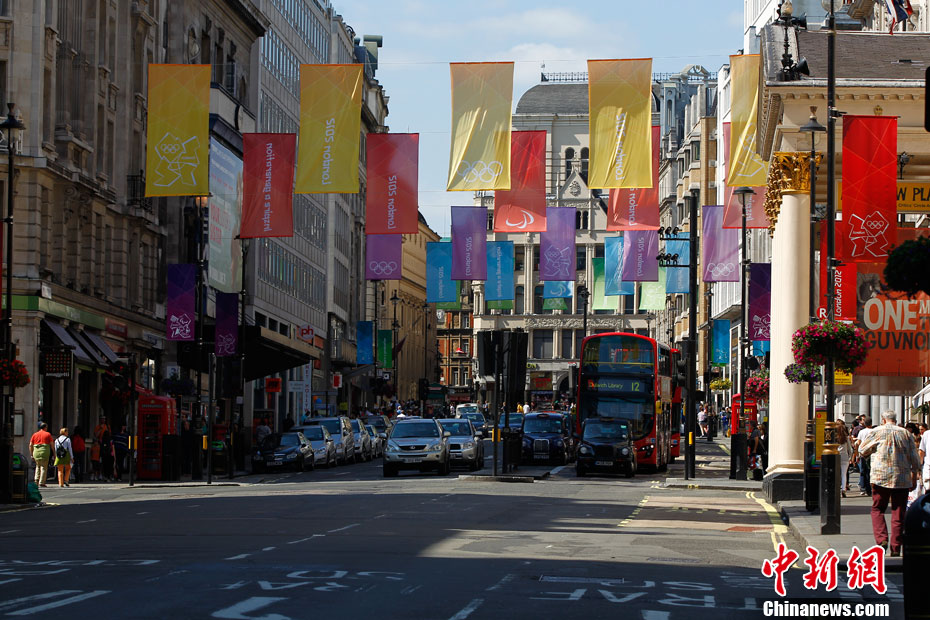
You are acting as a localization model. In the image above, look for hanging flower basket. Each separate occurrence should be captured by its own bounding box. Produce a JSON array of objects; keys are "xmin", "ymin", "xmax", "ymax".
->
[
  {"xmin": 744, "ymin": 369, "xmax": 769, "ymax": 402},
  {"xmin": 709, "ymin": 378, "xmax": 732, "ymax": 392},
  {"xmin": 791, "ymin": 320, "xmax": 869, "ymax": 374},
  {"xmin": 884, "ymin": 235, "xmax": 930, "ymax": 297},
  {"xmin": 784, "ymin": 363, "xmax": 821, "ymax": 384},
  {"xmin": 0, "ymin": 358, "xmax": 30, "ymax": 388},
  {"xmin": 99, "ymin": 381, "xmax": 131, "ymax": 405}
]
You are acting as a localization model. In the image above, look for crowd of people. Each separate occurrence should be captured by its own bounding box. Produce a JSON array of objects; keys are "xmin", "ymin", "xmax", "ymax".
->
[{"xmin": 27, "ymin": 415, "xmax": 136, "ymax": 487}]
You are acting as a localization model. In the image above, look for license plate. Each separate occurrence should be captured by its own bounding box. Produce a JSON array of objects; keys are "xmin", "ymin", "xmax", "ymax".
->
[
  {"xmin": 267, "ymin": 461, "xmax": 283, "ymax": 466},
  {"xmin": 401, "ymin": 458, "xmax": 420, "ymax": 463},
  {"xmin": 595, "ymin": 460, "xmax": 613, "ymax": 466}
]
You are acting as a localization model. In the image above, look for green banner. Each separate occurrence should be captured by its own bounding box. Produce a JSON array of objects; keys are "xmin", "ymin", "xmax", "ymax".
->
[
  {"xmin": 377, "ymin": 329, "xmax": 393, "ymax": 368},
  {"xmin": 543, "ymin": 297, "xmax": 568, "ymax": 311},
  {"xmin": 639, "ymin": 267, "xmax": 667, "ymax": 310},
  {"xmin": 487, "ymin": 299, "xmax": 513, "ymax": 310},
  {"xmin": 592, "ymin": 257, "xmax": 611, "ymax": 310}
]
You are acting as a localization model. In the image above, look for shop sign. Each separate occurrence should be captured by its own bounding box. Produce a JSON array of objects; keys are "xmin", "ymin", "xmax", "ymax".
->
[
  {"xmin": 41, "ymin": 349, "xmax": 73, "ymax": 379},
  {"xmin": 299, "ymin": 325, "xmax": 315, "ymax": 344},
  {"xmin": 265, "ymin": 378, "xmax": 282, "ymax": 393},
  {"xmin": 106, "ymin": 319, "xmax": 128, "ymax": 339},
  {"xmin": 838, "ymin": 181, "xmax": 930, "ymax": 212}
]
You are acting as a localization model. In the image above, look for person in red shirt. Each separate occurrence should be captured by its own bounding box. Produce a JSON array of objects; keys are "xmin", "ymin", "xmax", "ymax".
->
[{"xmin": 28, "ymin": 422, "xmax": 54, "ymax": 487}]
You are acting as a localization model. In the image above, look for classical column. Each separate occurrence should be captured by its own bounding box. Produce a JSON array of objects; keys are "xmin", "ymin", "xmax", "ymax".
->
[{"xmin": 763, "ymin": 153, "xmax": 814, "ymax": 502}]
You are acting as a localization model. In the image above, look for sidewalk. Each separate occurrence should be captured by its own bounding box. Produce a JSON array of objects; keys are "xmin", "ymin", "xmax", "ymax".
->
[{"xmin": 664, "ymin": 434, "xmax": 763, "ymax": 490}]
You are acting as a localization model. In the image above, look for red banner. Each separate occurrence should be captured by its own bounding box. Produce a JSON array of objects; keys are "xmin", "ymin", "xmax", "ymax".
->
[
  {"xmin": 494, "ymin": 130, "xmax": 546, "ymax": 232},
  {"xmin": 818, "ymin": 220, "xmax": 855, "ymax": 321},
  {"xmin": 366, "ymin": 133, "xmax": 419, "ymax": 234},
  {"xmin": 840, "ymin": 115, "xmax": 897, "ymax": 263},
  {"xmin": 241, "ymin": 134, "xmax": 296, "ymax": 238},
  {"xmin": 607, "ymin": 125, "xmax": 660, "ymax": 231},
  {"xmin": 722, "ymin": 123, "xmax": 769, "ymax": 229}
]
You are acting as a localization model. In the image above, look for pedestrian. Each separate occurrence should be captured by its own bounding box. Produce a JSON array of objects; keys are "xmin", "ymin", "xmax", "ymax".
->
[
  {"xmin": 854, "ymin": 417, "xmax": 875, "ymax": 496},
  {"xmin": 255, "ymin": 418, "xmax": 272, "ymax": 446},
  {"xmin": 919, "ymin": 421, "xmax": 930, "ymax": 494},
  {"xmin": 837, "ymin": 419, "xmax": 853, "ymax": 497},
  {"xmin": 112, "ymin": 426, "xmax": 129, "ymax": 481},
  {"xmin": 71, "ymin": 426, "xmax": 85, "ymax": 483},
  {"xmin": 54, "ymin": 427, "xmax": 74, "ymax": 488},
  {"xmin": 857, "ymin": 410, "xmax": 921, "ymax": 557},
  {"xmin": 93, "ymin": 415, "xmax": 111, "ymax": 446},
  {"xmin": 99, "ymin": 431, "xmax": 115, "ymax": 481},
  {"xmin": 28, "ymin": 422, "xmax": 54, "ymax": 488},
  {"xmin": 698, "ymin": 406, "xmax": 707, "ymax": 437},
  {"xmin": 749, "ymin": 421, "xmax": 765, "ymax": 480}
]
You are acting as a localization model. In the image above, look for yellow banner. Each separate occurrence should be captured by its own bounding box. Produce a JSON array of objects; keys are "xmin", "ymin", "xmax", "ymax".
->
[
  {"xmin": 296, "ymin": 64, "xmax": 363, "ymax": 193},
  {"xmin": 587, "ymin": 59, "xmax": 652, "ymax": 189},
  {"xmin": 838, "ymin": 181, "xmax": 930, "ymax": 213},
  {"xmin": 834, "ymin": 370, "xmax": 853, "ymax": 386},
  {"xmin": 145, "ymin": 64, "xmax": 210, "ymax": 197},
  {"xmin": 447, "ymin": 62, "xmax": 513, "ymax": 191},
  {"xmin": 727, "ymin": 55, "xmax": 767, "ymax": 186}
]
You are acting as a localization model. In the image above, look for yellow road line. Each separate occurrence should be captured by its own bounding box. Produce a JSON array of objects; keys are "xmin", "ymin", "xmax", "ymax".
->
[
  {"xmin": 618, "ymin": 495, "xmax": 650, "ymax": 528},
  {"xmin": 747, "ymin": 491, "xmax": 788, "ymax": 551}
]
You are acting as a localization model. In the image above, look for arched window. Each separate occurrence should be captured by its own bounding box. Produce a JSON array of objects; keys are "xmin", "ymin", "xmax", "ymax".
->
[
  {"xmin": 580, "ymin": 147, "xmax": 589, "ymax": 181},
  {"xmin": 564, "ymin": 147, "xmax": 575, "ymax": 178}
]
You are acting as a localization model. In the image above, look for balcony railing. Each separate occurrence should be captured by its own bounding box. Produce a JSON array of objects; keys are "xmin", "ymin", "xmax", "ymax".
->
[{"xmin": 127, "ymin": 170, "xmax": 152, "ymax": 212}]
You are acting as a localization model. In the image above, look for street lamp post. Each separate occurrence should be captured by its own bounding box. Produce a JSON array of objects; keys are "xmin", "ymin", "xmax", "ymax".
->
[
  {"xmin": 800, "ymin": 107, "xmax": 825, "ymax": 512},
  {"xmin": 578, "ymin": 285, "xmax": 590, "ymax": 338},
  {"xmin": 391, "ymin": 291, "xmax": 399, "ymax": 403},
  {"xmin": 685, "ymin": 189, "xmax": 700, "ymax": 480},
  {"xmin": 733, "ymin": 186, "xmax": 754, "ymax": 480},
  {"xmin": 421, "ymin": 302, "xmax": 429, "ymax": 415},
  {"xmin": 0, "ymin": 103, "xmax": 23, "ymax": 502}
]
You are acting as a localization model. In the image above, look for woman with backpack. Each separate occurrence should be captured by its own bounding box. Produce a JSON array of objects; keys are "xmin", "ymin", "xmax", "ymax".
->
[{"xmin": 54, "ymin": 428, "xmax": 74, "ymax": 487}]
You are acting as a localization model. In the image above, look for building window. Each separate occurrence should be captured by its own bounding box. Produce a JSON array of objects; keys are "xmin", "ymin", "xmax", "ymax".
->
[
  {"xmin": 462, "ymin": 314, "xmax": 470, "ymax": 328},
  {"xmin": 575, "ymin": 209, "xmax": 588, "ymax": 230},
  {"xmin": 575, "ymin": 246, "xmax": 586, "ymax": 271},
  {"xmin": 561, "ymin": 330, "xmax": 573, "ymax": 359},
  {"xmin": 564, "ymin": 147, "xmax": 575, "ymax": 178},
  {"xmin": 515, "ymin": 285, "xmax": 525, "ymax": 315},
  {"xmin": 575, "ymin": 330, "xmax": 585, "ymax": 359},
  {"xmin": 580, "ymin": 147, "xmax": 589, "ymax": 181},
  {"xmin": 452, "ymin": 367, "xmax": 459, "ymax": 385},
  {"xmin": 533, "ymin": 330, "xmax": 553, "ymax": 359},
  {"xmin": 575, "ymin": 285, "xmax": 587, "ymax": 314},
  {"xmin": 594, "ymin": 244, "xmax": 604, "ymax": 259},
  {"xmin": 692, "ymin": 141, "xmax": 700, "ymax": 161},
  {"xmin": 515, "ymin": 246, "xmax": 525, "ymax": 271}
]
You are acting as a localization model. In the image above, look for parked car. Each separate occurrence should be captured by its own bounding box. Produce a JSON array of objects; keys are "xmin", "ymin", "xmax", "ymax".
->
[
  {"xmin": 497, "ymin": 412, "xmax": 524, "ymax": 431},
  {"xmin": 300, "ymin": 425, "xmax": 337, "ymax": 468},
  {"xmin": 575, "ymin": 418, "xmax": 637, "ymax": 478},
  {"xmin": 383, "ymin": 418, "xmax": 451, "ymax": 477},
  {"xmin": 455, "ymin": 403, "xmax": 479, "ymax": 418},
  {"xmin": 349, "ymin": 418, "xmax": 373, "ymax": 461},
  {"xmin": 295, "ymin": 417, "xmax": 355, "ymax": 464},
  {"xmin": 521, "ymin": 412, "xmax": 574, "ymax": 465},
  {"xmin": 366, "ymin": 424, "xmax": 384, "ymax": 458},
  {"xmin": 251, "ymin": 432, "xmax": 314, "ymax": 473},
  {"xmin": 456, "ymin": 410, "xmax": 488, "ymax": 437},
  {"xmin": 365, "ymin": 414, "xmax": 393, "ymax": 436},
  {"xmin": 438, "ymin": 418, "xmax": 483, "ymax": 471}
]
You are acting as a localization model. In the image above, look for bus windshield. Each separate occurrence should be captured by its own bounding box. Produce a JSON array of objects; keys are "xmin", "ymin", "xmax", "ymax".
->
[
  {"xmin": 582, "ymin": 334, "xmax": 655, "ymax": 375},
  {"xmin": 579, "ymin": 396, "xmax": 654, "ymax": 440}
]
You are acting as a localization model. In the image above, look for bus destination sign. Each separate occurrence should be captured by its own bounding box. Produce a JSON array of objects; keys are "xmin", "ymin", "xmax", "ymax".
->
[{"xmin": 584, "ymin": 377, "xmax": 650, "ymax": 393}]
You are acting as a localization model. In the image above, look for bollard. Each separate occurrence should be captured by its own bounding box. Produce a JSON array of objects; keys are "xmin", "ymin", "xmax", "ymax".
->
[
  {"xmin": 804, "ymin": 419, "xmax": 819, "ymax": 512},
  {"xmin": 903, "ymin": 491, "xmax": 930, "ymax": 620},
  {"xmin": 820, "ymin": 421, "xmax": 840, "ymax": 535}
]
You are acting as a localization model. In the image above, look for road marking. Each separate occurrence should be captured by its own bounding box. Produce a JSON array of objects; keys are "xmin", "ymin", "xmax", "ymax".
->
[
  {"xmin": 262, "ymin": 547, "xmax": 276, "ymax": 552},
  {"xmin": 212, "ymin": 596, "xmax": 288, "ymax": 620},
  {"xmin": 746, "ymin": 491, "xmax": 788, "ymax": 550},
  {"xmin": 334, "ymin": 472, "xmax": 350, "ymax": 476},
  {"xmin": 76, "ymin": 519, "xmax": 96, "ymax": 524},
  {"xmin": 618, "ymin": 495, "xmax": 650, "ymax": 527},
  {"xmin": 448, "ymin": 598, "xmax": 483, "ymax": 620},
  {"xmin": 225, "ymin": 554, "xmax": 252, "ymax": 561},
  {"xmin": 486, "ymin": 573, "xmax": 515, "ymax": 591},
  {"xmin": 400, "ymin": 585, "xmax": 421, "ymax": 595},
  {"xmin": 0, "ymin": 530, "xmax": 20, "ymax": 534},
  {"xmin": 327, "ymin": 523, "xmax": 359, "ymax": 533},
  {"xmin": 372, "ymin": 514, "xmax": 387, "ymax": 520},
  {"xmin": 0, "ymin": 578, "xmax": 22, "ymax": 586},
  {"xmin": 5, "ymin": 591, "xmax": 109, "ymax": 615},
  {"xmin": 137, "ymin": 512, "xmax": 149, "ymax": 515},
  {"xmin": 642, "ymin": 611, "xmax": 671, "ymax": 620},
  {"xmin": 550, "ymin": 466, "xmax": 566, "ymax": 475},
  {"xmin": 286, "ymin": 535, "xmax": 323, "ymax": 545}
]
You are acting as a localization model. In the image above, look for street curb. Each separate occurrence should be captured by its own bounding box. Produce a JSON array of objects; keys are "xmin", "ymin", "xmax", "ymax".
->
[
  {"xmin": 458, "ymin": 471, "xmax": 549, "ymax": 483},
  {"xmin": 664, "ymin": 477, "xmax": 763, "ymax": 491}
]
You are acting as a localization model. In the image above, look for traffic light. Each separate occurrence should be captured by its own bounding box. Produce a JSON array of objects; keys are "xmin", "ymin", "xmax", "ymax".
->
[
  {"xmin": 109, "ymin": 361, "xmax": 131, "ymax": 392},
  {"xmin": 418, "ymin": 378, "xmax": 428, "ymax": 401}
]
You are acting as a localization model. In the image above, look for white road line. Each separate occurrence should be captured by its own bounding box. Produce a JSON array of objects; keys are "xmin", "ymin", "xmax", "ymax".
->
[
  {"xmin": 642, "ymin": 611, "xmax": 671, "ymax": 620},
  {"xmin": 334, "ymin": 472, "xmax": 350, "ymax": 476},
  {"xmin": 0, "ymin": 591, "xmax": 74, "ymax": 611},
  {"xmin": 549, "ymin": 466, "xmax": 566, "ymax": 475},
  {"xmin": 262, "ymin": 547, "xmax": 276, "ymax": 552},
  {"xmin": 448, "ymin": 598, "xmax": 483, "ymax": 620},
  {"xmin": 327, "ymin": 523, "xmax": 359, "ymax": 533},
  {"xmin": 212, "ymin": 597, "xmax": 288, "ymax": 620},
  {"xmin": 0, "ymin": 529, "xmax": 20, "ymax": 534},
  {"xmin": 76, "ymin": 519, "xmax": 96, "ymax": 524},
  {"xmin": 225, "ymin": 554, "xmax": 252, "ymax": 561},
  {"xmin": 286, "ymin": 535, "xmax": 324, "ymax": 545},
  {"xmin": 0, "ymin": 578, "xmax": 22, "ymax": 587},
  {"xmin": 372, "ymin": 514, "xmax": 387, "ymax": 520},
  {"xmin": 136, "ymin": 512, "xmax": 149, "ymax": 515},
  {"xmin": 6, "ymin": 591, "xmax": 109, "ymax": 615},
  {"xmin": 486, "ymin": 573, "xmax": 516, "ymax": 591}
]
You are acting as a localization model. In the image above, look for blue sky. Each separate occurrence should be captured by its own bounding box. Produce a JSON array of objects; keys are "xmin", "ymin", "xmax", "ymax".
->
[{"xmin": 335, "ymin": 1, "xmax": 744, "ymax": 235}]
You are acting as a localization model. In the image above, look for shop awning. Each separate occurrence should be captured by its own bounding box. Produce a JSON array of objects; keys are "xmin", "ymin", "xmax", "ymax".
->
[
  {"xmin": 42, "ymin": 320, "xmax": 96, "ymax": 366},
  {"xmin": 82, "ymin": 331, "xmax": 120, "ymax": 364},
  {"xmin": 68, "ymin": 327, "xmax": 109, "ymax": 367},
  {"xmin": 178, "ymin": 325, "xmax": 317, "ymax": 381}
]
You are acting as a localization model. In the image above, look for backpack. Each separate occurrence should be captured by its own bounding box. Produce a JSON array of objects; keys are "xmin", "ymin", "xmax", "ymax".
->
[{"xmin": 56, "ymin": 439, "xmax": 67, "ymax": 460}]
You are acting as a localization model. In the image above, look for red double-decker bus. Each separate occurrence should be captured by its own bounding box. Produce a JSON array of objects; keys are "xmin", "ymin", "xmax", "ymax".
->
[
  {"xmin": 669, "ymin": 347, "xmax": 682, "ymax": 462},
  {"xmin": 576, "ymin": 332, "xmax": 672, "ymax": 470}
]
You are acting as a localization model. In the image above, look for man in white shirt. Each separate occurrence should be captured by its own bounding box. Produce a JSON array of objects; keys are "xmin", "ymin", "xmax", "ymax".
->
[
  {"xmin": 854, "ymin": 418, "xmax": 875, "ymax": 496},
  {"xmin": 919, "ymin": 428, "xmax": 930, "ymax": 494}
]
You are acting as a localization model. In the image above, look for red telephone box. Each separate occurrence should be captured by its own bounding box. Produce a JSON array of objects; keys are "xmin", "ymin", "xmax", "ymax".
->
[
  {"xmin": 136, "ymin": 393, "xmax": 177, "ymax": 480},
  {"xmin": 731, "ymin": 394, "xmax": 758, "ymax": 435}
]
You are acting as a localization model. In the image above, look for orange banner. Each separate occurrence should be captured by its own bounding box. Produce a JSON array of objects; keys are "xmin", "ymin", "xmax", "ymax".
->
[
  {"xmin": 607, "ymin": 125, "xmax": 660, "ymax": 230},
  {"xmin": 366, "ymin": 133, "xmax": 419, "ymax": 235},
  {"xmin": 494, "ymin": 130, "xmax": 546, "ymax": 232}
]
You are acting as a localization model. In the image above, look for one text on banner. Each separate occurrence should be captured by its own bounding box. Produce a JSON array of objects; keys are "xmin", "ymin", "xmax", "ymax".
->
[
  {"xmin": 620, "ymin": 230, "xmax": 659, "ymax": 282},
  {"xmin": 366, "ymin": 133, "xmax": 419, "ymax": 234}
]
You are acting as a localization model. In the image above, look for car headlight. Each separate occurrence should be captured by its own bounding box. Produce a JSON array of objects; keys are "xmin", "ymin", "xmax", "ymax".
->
[
  {"xmin": 387, "ymin": 440, "xmax": 401, "ymax": 452},
  {"xmin": 463, "ymin": 441, "xmax": 475, "ymax": 450},
  {"xmin": 285, "ymin": 453, "xmax": 297, "ymax": 459},
  {"xmin": 579, "ymin": 445, "xmax": 591, "ymax": 455},
  {"xmin": 427, "ymin": 442, "xmax": 442, "ymax": 452},
  {"xmin": 620, "ymin": 447, "xmax": 631, "ymax": 456}
]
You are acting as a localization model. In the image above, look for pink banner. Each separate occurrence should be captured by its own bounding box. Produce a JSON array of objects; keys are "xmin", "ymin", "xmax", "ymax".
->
[
  {"xmin": 366, "ymin": 133, "xmax": 419, "ymax": 234},
  {"xmin": 539, "ymin": 207, "xmax": 576, "ymax": 281},
  {"xmin": 702, "ymin": 206, "xmax": 739, "ymax": 282},
  {"xmin": 494, "ymin": 130, "xmax": 547, "ymax": 232},
  {"xmin": 619, "ymin": 230, "xmax": 659, "ymax": 282},
  {"xmin": 451, "ymin": 206, "xmax": 487, "ymax": 280},
  {"xmin": 608, "ymin": 125, "xmax": 660, "ymax": 231},
  {"xmin": 166, "ymin": 264, "xmax": 196, "ymax": 341},
  {"xmin": 215, "ymin": 292, "xmax": 239, "ymax": 356},
  {"xmin": 366, "ymin": 234, "xmax": 403, "ymax": 281},
  {"xmin": 722, "ymin": 123, "xmax": 769, "ymax": 229},
  {"xmin": 241, "ymin": 133, "xmax": 296, "ymax": 238}
]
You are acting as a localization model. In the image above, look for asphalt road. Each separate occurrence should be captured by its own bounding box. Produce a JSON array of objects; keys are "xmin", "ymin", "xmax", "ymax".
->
[{"xmin": 0, "ymin": 440, "xmax": 903, "ymax": 619}]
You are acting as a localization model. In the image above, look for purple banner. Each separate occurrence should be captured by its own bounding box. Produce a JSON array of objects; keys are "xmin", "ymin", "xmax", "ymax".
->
[
  {"xmin": 539, "ymin": 207, "xmax": 576, "ymax": 281},
  {"xmin": 215, "ymin": 292, "xmax": 239, "ymax": 356},
  {"xmin": 702, "ymin": 205, "xmax": 739, "ymax": 282},
  {"xmin": 619, "ymin": 230, "xmax": 659, "ymax": 282},
  {"xmin": 749, "ymin": 263, "xmax": 771, "ymax": 341},
  {"xmin": 366, "ymin": 234, "xmax": 403, "ymax": 280},
  {"xmin": 166, "ymin": 264, "xmax": 196, "ymax": 341},
  {"xmin": 451, "ymin": 206, "xmax": 487, "ymax": 280}
]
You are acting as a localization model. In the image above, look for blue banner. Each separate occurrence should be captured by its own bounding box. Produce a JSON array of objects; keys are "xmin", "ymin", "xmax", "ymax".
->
[
  {"xmin": 357, "ymin": 321, "xmax": 374, "ymax": 365},
  {"xmin": 753, "ymin": 340, "xmax": 771, "ymax": 356},
  {"xmin": 605, "ymin": 237, "xmax": 635, "ymax": 295},
  {"xmin": 485, "ymin": 241, "xmax": 514, "ymax": 301},
  {"xmin": 665, "ymin": 235, "xmax": 690, "ymax": 294},
  {"xmin": 427, "ymin": 242, "xmax": 457, "ymax": 303},
  {"xmin": 712, "ymin": 319, "xmax": 730, "ymax": 366},
  {"xmin": 543, "ymin": 280, "xmax": 573, "ymax": 299}
]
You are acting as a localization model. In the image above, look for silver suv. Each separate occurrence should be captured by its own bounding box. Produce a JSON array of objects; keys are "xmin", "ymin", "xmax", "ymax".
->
[
  {"xmin": 349, "ymin": 418, "xmax": 373, "ymax": 461},
  {"xmin": 295, "ymin": 417, "xmax": 356, "ymax": 464},
  {"xmin": 438, "ymin": 418, "xmax": 483, "ymax": 471},
  {"xmin": 383, "ymin": 418, "xmax": 451, "ymax": 477}
]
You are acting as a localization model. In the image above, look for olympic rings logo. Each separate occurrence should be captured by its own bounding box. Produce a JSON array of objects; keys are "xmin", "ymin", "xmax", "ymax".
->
[
  {"xmin": 456, "ymin": 160, "xmax": 504, "ymax": 184},
  {"xmin": 368, "ymin": 261, "xmax": 398, "ymax": 276},
  {"xmin": 707, "ymin": 263, "xmax": 736, "ymax": 278}
]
